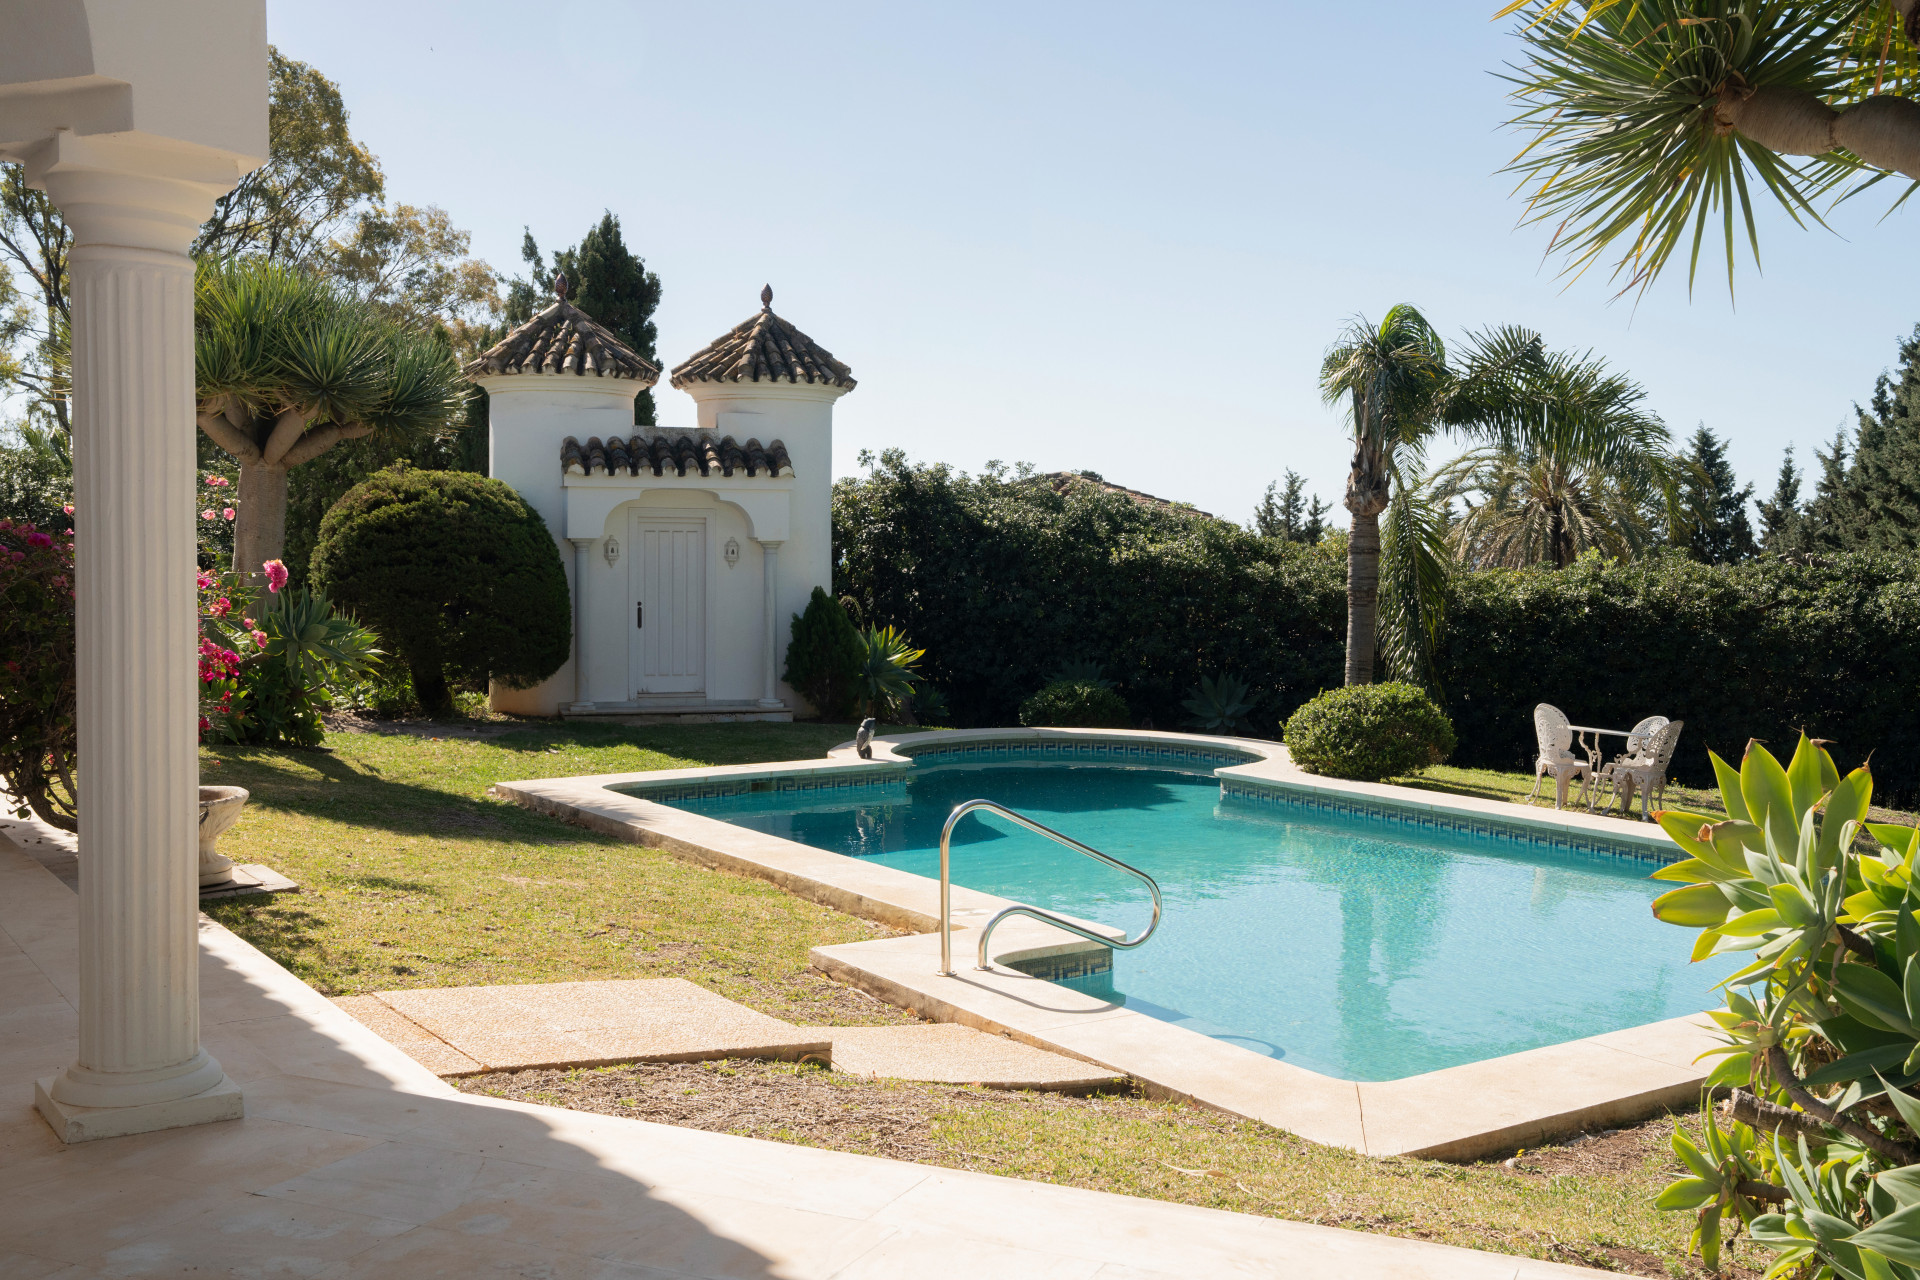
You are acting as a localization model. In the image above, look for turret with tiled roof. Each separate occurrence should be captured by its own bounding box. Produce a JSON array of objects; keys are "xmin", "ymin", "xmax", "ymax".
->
[
  {"xmin": 463, "ymin": 274, "xmax": 661, "ymax": 383},
  {"xmin": 670, "ymin": 286, "xmax": 855, "ymax": 390}
]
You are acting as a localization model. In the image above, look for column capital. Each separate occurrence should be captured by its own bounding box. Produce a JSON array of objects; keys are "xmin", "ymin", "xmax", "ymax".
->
[
  {"xmin": 568, "ymin": 536, "xmax": 599, "ymax": 549},
  {"xmin": 754, "ymin": 538, "xmax": 785, "ymax": 550},
  {"xmin": 20, "ymin": 131, "xmax": 247, "ymax": 256}
]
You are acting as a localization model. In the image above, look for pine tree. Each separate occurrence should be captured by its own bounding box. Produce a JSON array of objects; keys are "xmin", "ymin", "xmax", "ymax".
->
[
  {"xmin": 1804, "ymin": 428, "xmax": 1857, "ymax": 550},
  {"xmin": 1756, "ymin": 446, "xmax": 1804, "ymax": 554},
  {"xmin": 505, "ymin": 213, "xmax": 663, "ymax": 425},
  {"xmin": 1252, "ymin": 470, "xmax": 1327, "ymax": 544},
  {"xmin": 1677, "ymin": 424, "xmax": 1756, "ymax": 564}
]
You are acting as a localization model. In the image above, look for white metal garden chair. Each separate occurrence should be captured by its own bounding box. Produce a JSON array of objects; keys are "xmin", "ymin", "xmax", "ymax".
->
[
  {"xmin": 1526, "ymin": 704, "xmax": 1591, "ymax": 810},
  {"xmin": 1599, "ymin": 719, "xmax": 1684, "ymax": 822},
  {"xmin": 1587, "ymin": 715, "xmax": 1669, "ymax": 814}
]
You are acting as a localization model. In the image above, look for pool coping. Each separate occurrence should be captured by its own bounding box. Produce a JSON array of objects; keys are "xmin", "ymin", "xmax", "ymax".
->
[{"xmin": 490, "ymin": 726, "xmax": 1717, "ymax": 1161}]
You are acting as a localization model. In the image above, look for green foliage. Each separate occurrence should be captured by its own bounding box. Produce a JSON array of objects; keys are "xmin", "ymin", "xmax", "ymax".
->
[
  {"xmin": 310, "ymin": 465, "xmax": 570, "ymax": 718},
  {"xmin": 1019, "ymin": 680, "xmax": 1132, "ymax": 729},
  {"xmin": 1284, "ymin": 682, "xmax": 1456, "ymax": 782},
  {"xmin": 1675, "ymin": 425, "xmax": 1756, "ymax": 564},
  {"xmin": 1050, "ymin": 658, "xmax": 1115, "ymax": 689},
  {"xmin": 1646, "ymin": 735, "xmax": 1920, "ymax": 1275},
  {"xmin": 1182, "ymin": 673, "xmax": 1256, "ymax": 733},
  {"xmin": 856, "ymin": 624, "xmax": 924, "ymax": 719},
  {"xmin": 1805, "ymin": 323, "xmax": 1920, "ymax": 554},
  {"xmin": 506, "ymin": 212, "xmax": 661, "ymax": 424},
  {"xmin": 1758, "ymin": 445, "xmax": 1807, "ymax": 555},
  {"xmin": 834, "ymin": 451, "xmax": 1346, "ymax": 733},
  {"xmin": 0, "ymin": 432, "xmax": 71, "ymax": 532},
  {"xmin": 0, "ymin": 517, "xmax": 75, "ymax": 830},
  {"xmin": 1434, "ymin": 552, "xmax": 1920, "ymax": 805},
  {"xmin": 784, "ymin": 587, "xmax": 864, "ymax": 720},
  {"xmin": 1500, "ymin": 0, "xmax": 1912, "ymax": 296},
  {"xmin": 1253, "ymin": 471, "xmax": 1329, "ymax": 544}
]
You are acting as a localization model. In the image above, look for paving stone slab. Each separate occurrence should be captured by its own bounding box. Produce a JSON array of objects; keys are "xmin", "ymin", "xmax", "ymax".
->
[
  {"xmin": 372, "ymin": 979, "xmax": 830, "ymax": 1074},
  {"xmin": 330, "ymin": 996, "xmax": 482, "ymax": 1076},
  {"xmin": 820, "ymin": 1023, "xmax": 1127, "ymax": 1091}
]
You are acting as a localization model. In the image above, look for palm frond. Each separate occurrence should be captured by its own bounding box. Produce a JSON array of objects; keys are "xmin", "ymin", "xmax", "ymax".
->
[{"xmin": 1377, "ymin": 468, "xmax": 1454, "ymax": 693}]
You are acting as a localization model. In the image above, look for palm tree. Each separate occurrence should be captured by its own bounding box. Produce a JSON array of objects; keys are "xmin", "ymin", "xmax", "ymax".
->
[
  {"xmin": 1433, "ymin": 348, "xmax": 1683, "ymax": 569},
  {"xmin": 1501, "ymin": 0, "xmax": 1920, "ymax": 296},
  {"xmin": 193, "ymin": 258, "xmax": 464, "ymax": 578},
  {"xmin": 1318, "ymin": 307, "xmax": 1539, "ymax": 685}
]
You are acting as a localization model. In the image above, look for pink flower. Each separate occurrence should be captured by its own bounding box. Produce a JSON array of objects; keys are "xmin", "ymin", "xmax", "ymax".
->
[
  {"xmin": 242, "ymin": 616, "xmax": 256, "ymax": 629},
  {"xmin": 25, "ymin": 531, "xmax": 52, "ymax": 549},
  {"xmin": 197, "ymin": 570, "xmax": 215, "ymax": 590},
  {"xmin": 222, "ymin": 508, "xmax": 235, "ymax": 521},
  {"xmin": 62, "ymin": 504, "xmax": 73, "ymax": 515},
  {"xmin": 201, "ymin": 510, "xmax": 216, "ymax": 521},
  {"xmin": 251, "ymin": 630, "xmax": 268, "ymax": 647},
  {"xmin": 211, "ymin": 597, "xmax": 231, "ymax": 618},
  {"xmin": 263, "ymin": 559, "xmax": 288, "ymax": 593}
]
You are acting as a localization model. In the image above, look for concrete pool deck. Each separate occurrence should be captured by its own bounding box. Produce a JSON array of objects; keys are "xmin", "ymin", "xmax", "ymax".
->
[
  {"xmin": 490, "ymin": 727, "xmax": 1715, "ymax": 1162},
  {"xmin": 1, "ymin": 820, "xmax": 1610, "ymax": 1277}
]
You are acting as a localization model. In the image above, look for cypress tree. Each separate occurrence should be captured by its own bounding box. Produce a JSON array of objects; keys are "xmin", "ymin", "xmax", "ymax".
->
[
  {"xmin": 505, "ymin": 213, "xmax": 664, "ymax": 425},
  {"xmin": 1253, "ymin": 470, "xmax": 1329, "ymax": 544},
  {"xmin": 1678, "ymin": 424, "xmax": 1756, "ymax": 564},
  {"xmin": 1757, "ymin": 446, "xmax": 1805, "ymax": 554}
]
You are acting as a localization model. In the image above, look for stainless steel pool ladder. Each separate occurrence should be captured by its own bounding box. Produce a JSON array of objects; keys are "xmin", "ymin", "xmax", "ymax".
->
[{"xmin": 938, "ymin": 799, "xmax": 1163, "ymax": 977}]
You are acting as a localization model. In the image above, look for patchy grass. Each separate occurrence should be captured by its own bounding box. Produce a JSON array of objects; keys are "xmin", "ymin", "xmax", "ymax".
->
[
  {"xmin": 199, "ymin": 719, "xmax": 918, "ymax": 1025},
  {"xmin": 464, "ymin": 1059, "xmax": 1753, "ymax": 1278}
]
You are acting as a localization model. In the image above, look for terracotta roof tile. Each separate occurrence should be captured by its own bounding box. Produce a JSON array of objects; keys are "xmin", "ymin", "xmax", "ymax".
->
[
  {"xmin": 464, "ymin": 289, "xmax": 660, "ymax": 384},
  {"xmin": 562, "ymin": 433, "xmax": 792, "ymax": 479},
  {"xmin": 670, "ymin": 286, "xmax": 854, "ymax": 390}
]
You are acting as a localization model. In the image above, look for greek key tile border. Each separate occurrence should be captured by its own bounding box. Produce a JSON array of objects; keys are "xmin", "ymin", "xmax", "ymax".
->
[
  {"xmin": 1218, "ymin": 780, "xmax": 1679, "ymax": 865},
  {"xmin": 899, "ymin": 739, "xmax": 1256, "ymax": 770},
  {"xmin": 616, "ymin": 773, "xmax": 909, "ymax": 805}
]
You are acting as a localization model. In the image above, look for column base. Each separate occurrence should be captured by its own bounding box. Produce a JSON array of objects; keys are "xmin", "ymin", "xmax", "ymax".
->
[
  {"xmin": 35, "ymin": 1072, "xmax": 244, "ymax": 1144},
  {"xmin": 756, "ymin": 699, "xmax": 787, "ymax": 710}
]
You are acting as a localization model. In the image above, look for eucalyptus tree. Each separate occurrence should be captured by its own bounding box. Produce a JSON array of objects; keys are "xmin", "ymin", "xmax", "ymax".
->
[
  {"xmin": 194, "ymin": 258, "xmax": 464, "ymax": 579},
  {"xmin": 1318, "ymin": 307, "xmax": 1541, "ymax": 686},
  {"xmin": 1502, "ymin": 0, "xmax": 1920, "ymax": 294}
]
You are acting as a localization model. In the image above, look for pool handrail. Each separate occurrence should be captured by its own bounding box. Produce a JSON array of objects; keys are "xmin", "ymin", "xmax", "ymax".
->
[{"xmin": 938, "ymin": 798, "xmax": 1163, "ymax": 976}]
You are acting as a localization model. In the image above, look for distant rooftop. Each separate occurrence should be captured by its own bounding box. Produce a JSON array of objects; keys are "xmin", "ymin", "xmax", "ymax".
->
[
  {"xmin": 1044, "ymin": 471, "xmax": 1215, "ymax": 520},
  {"xmin": 670, "ymin": 286, "xmax": 856, "ymax": 390}
]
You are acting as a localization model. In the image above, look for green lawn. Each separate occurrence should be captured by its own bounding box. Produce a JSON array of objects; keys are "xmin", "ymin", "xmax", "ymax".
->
[{"xmin": 200, "ymin": 718, "xmax": 1738, "ymax": 1277}]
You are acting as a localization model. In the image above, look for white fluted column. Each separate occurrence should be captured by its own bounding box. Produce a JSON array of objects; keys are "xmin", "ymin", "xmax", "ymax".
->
[
  {"xmin": 758, "ymin": 541, "xmax": 784, "ymax": 708},
  {"xmin": 569, "ymin": 537, "xmax": 596, "ymax": 710},
  {"xmin": 29, "ymin": 134, "xmax": 245, "ymax": 1141}
]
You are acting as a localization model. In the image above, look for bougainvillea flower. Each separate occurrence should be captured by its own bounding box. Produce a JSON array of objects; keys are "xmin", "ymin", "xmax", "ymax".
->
[
  {"xmin": 26, "ymin": 531, "xmax": 52, "ymax": 548},
  {"xmin": 251, "ymin": 630, "xmax": 268, "ymax": 647},
  {"xmin": 201, "ymin": 510, "xmax": 216, "ymax": 521},
  {"xmin": 222, "ymin": 508, "xmax": 235, "ymax": 521},
  {"xmin": 263, "ymin": 559, "xmax": 288, "ymax": 593}
]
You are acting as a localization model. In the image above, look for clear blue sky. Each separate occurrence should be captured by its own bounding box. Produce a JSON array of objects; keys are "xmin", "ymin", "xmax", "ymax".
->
[{"xmin": 265, "ymin": 0, "xmax": 1920, "ymax": 527}]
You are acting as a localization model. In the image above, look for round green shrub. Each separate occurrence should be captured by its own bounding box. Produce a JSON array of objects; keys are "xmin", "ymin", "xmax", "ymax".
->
[
  {"xmin": 1018, "ymin": 679, "xmax": 1131, "ymax": 729},
  {"xmin": 310, "ymin": 465, "xmax": 571, "ymax": 717},
  {"xmin": 1283, "ymin": 682, "xmax": 1456, "ymax": 781}
]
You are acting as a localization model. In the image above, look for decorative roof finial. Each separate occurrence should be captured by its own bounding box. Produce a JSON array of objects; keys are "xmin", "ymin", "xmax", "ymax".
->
[
  {"xmin": 760, "ymin": 284, "xmax": 773, "ymax": 310},
  {"xmin": 554, "ymin": 272, "xmax": 570, "ymax": 302}
]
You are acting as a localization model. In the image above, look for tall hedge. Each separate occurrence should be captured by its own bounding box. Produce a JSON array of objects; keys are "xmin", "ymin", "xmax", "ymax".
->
[
  {"xmin": 833, "ymin": 452, "xmax": 1346, "ymax": 733},
  {"xmin": 834, "ymin": 454, "xmax": 1920, "ymax": 804},
  {"xmin": 1436, "ymin": 553, "xmax": 1920, "ymax": 801},
  {"xmin": 310, "ymin": 465, "xmax": 571, "ymax": 717}
]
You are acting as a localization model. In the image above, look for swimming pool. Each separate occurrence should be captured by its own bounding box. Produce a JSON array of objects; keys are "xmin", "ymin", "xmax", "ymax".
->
[{"xmin": 664, "ymin": 758, "xmax": 1733, "ymax": 1082}]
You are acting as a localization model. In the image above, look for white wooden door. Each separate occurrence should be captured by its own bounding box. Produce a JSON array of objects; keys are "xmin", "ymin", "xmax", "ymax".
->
[{"xmin": 628, "ymin": 515, "xmax": 706, "ymax": 696}]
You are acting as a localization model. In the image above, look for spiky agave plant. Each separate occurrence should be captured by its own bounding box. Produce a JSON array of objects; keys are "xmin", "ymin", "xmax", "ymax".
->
[
  {"xmin": 1502, "ymin": 0, "xmax": 1920, "ymax": 296},
  {"xmin": 1646, "ymin": 734, "xmax": 1920, "ymax": 1272}
]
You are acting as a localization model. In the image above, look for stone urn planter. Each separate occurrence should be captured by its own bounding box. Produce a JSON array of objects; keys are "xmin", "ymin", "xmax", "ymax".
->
[{"xmin": 198, "ymin": 785, "xmax": 249, "ymax": 887}]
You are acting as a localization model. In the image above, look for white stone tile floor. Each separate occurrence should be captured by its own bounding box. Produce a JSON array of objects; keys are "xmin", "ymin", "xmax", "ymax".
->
[{"xmin": 0, "ymin": 833, "xmax": 1612, "ymax": 1277}]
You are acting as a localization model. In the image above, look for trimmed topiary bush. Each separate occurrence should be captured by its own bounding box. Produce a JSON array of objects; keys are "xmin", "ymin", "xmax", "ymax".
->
[
  {"xmin": 784, "ymin": 587, "xmax": 864, "ymax": 720},
  {"xmin": 1019, "ymin": 679, "xmax": 1131, "ymax": 729},
  {"xmin": 1284, "ymin": 682, "xmax": 1456, "ymax": 782},
  {"xmin": 310, "ymin": 465, "xmax": 570, "ymax": 718}
]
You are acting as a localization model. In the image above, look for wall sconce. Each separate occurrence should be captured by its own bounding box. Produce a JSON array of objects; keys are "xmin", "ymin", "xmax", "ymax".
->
[
  {"xmin": 724, "ymin": 537, "xmax": 741, "ymax": 568},
  {"xmin": 603, "ymin": 536, "xmax": 621, "ymax": 567}
]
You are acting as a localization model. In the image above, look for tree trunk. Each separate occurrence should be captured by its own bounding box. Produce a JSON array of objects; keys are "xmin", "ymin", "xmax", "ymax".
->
[
  {"xmin": 234, "ymin": 461, "xmax": 289, "ymax": 581},
  {"xmin": 1345, "ymin": 507, "xmax": 1382, "ymax": 685}
]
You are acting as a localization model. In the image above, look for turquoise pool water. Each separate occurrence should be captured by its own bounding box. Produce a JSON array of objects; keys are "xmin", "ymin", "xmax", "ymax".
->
[{"xmin": 665, "ymin": 761, "xmax": 1732, "ymax": 1081}]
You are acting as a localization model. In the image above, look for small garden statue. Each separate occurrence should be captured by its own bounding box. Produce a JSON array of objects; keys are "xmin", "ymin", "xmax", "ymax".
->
[{"xmin": 855, "ymin": 717, "xmax": 876, "ymax": 759}]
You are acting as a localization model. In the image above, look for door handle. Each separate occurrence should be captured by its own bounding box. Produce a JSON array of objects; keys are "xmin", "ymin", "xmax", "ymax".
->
[{"xmin": 636, "ymin": 601, "xmax": 643, "ymax": 628}]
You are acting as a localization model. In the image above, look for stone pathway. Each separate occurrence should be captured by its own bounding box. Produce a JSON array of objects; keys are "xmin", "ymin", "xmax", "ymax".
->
[{"xmin": 335, "ymin": 979, "xmax": 1122, "ymax": 1091}]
